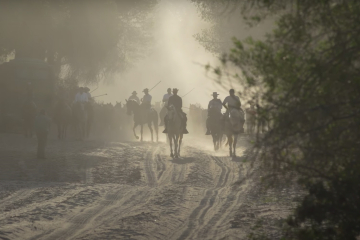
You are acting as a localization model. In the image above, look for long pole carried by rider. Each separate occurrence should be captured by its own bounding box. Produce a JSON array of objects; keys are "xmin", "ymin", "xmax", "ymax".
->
[
  {"xmin": 149, "ymin": 81, "xmax": 162, "ymax": 92},
  {"xmin": 182, "ymin": 88, "xmax": 195, "ymax": 98},
  {"xmin": 90, "ymin": 86, "xmax": 98, "ymax": 93},
  {"xmin": 92, "ymin": 93, "xmax": 108, "ymax": 98}
]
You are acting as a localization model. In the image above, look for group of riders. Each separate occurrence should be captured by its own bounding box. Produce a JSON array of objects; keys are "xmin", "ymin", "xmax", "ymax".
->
[
  {"xmin": 127, "ymin": 87, "xmax": 247, "ymax": 135},
  {"xmin": 205, "ymin": 89, "xmax": 248, "ymax": 135},
  {"xmin": 128, "ymin": 87, "xmax": 189, "ymax": 134}
]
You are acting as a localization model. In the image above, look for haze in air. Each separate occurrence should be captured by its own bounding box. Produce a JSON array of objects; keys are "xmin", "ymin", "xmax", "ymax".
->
[{"xmin": 2, "ymin": 0, "xmax": 354, "ymax": 240}]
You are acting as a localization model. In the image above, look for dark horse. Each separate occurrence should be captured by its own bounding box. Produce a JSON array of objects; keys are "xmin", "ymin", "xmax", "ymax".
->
[
  {"xmin": 126, "ymin": 99, "xmax": 159, "ymax": 142},
  {"xmin": 224, "ymin": 108, "xmax": 245, "ymax": 157},
  {"xmin": 208, "ymin": 108, "xmax": 223, "ymax": 151}
]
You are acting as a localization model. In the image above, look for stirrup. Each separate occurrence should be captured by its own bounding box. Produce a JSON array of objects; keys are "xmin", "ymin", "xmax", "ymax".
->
[
  {"xmin": 163, "ymin": 128, "xmax": 168, "ymax": 133},
  {"xmin": 183, "ymin": 129, "xmax": 189, "ymax": 134}
]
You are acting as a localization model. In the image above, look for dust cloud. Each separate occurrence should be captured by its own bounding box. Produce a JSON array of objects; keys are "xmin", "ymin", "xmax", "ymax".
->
[{"xmin": 95, "ymin": 0, "xmax": 226, "ymax": 108}]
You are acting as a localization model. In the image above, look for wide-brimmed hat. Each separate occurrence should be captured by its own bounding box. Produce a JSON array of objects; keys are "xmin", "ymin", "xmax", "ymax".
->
[
  {"xmin": 132, "ymin": 91, "xmax": 137, "ymax": 94},
  {"xmin": 84, "ymin": 87, "xmax": 90, "ymax": 91},
  {"xmin": 173, "ymin": 88, "xmax": 179, "ymax": 92},
  {"xmin": 212, "ymin": 92, "xmax": 219, "ymax": 96},
  {"xmin": 143, "ymin": 88, "xmax": 149, "ymax": 92}
]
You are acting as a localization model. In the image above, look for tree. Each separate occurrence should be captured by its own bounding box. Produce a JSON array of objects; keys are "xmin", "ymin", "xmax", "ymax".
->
[
  {"xmin": 196, "ymin": 0, "xmax": 360, "ymax": 239},
  {"xmin": 0, "ymin": 0, "xmax": 157, "ymax": 83},
  {"xmin": 191, "ymin": 0, "xmax": 274, "ymax": 55}
]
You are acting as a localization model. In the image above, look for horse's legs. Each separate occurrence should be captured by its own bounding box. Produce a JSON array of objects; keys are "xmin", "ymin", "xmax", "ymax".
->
[
  {"xmin": 148, "ymin": 122, "xmax": 154, "ymax": 142},
  {"xmin": 174, "ymin": 135, "xmax": 179, "ymax": 158},
  {"xmin": 140, "ymin": 124, "xmax": 143, "ymax": 142},
  {"xmin": 212, "ymin": 134, "xmax": 217, "ymax": 151},
  {"xmin": 178, "ymin": 134, "xmax": 183, "ymax": 157},
  {"xmin": 233, "ymin": 134, "xmax": 238, "ymax": 157},
  {"xmin": 228, "ymin": 135, "xmax": 233, "ymax": 157},
  {"xmin": 169, "ymin": 134, "xmax": 174, "ymax": 157},
  {"xmin": 133, "ymin": 123, "xmax": 139, "ymax": 139},
  {"xmin": 215, "ymin": 134, "xmax": 219, "ymax": 151}
]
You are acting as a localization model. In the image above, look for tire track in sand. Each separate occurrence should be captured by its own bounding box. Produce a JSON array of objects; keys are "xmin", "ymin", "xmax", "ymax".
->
[
  {"xmin": 175, "ymin": 154, "xmax": 230, "ymax": 240},
  {"xmin": 34, "ymin": 186, "xmax": 149, "ymax": 240},
  {"xmin": 156, "ymin": 154, "xmax": 166, "ymax": 180},
  {"xmin": 196, "ymin": 156, "xmax": 231, "ymax": 226},
  {"xmin": 143, "ymin": 146, "xmax": 158, "ymax": 187},
  {"xmin": 195, "ymin": 156, "xmax": 245, "ymax": 239}
]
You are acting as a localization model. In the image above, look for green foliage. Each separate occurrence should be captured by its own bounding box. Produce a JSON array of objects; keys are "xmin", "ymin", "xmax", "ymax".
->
[
  {"xmin": 0, "ymin": 0, "xmax": 157, "ymax": 83},
  {"xmin": 197, "ymin": 0, "xmax": 360, "ymax": 239}
]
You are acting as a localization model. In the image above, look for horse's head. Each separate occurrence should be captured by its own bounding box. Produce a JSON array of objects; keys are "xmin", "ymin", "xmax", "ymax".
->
[{"xmin": 125, "ymin": 99, "xmax": 138, "ymax": 115}]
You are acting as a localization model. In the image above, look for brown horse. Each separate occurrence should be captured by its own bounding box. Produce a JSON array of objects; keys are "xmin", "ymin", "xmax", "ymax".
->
[
  {"xmin": 126, "ymin": 99, "xmax": 159, "ymax": 142},
  {"xmin": 224, "ymin": 108, "xmax": 245, "ymax": 157},
  {"xmin": 53, "ymin": 100, "xmax": 72, "ymax": 139}
]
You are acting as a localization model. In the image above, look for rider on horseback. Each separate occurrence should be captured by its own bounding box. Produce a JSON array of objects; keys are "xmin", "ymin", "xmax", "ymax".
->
[
  {"xmin": 74, "ymin": 87, "xmax": 88, "ymax": 103},
  {"xmin": 163, "ymin": 88, "xmax": 189, "ymax": 134},
  {"xmin": 205, "ymin": 92, "xmax": 223, "ymax": 135},
  {"xmin": 141, "ymin": 88, "xmax": 152, "ymax": 111},
  {"xmin": 129, "ymin": 91, "xmax": 140, "ymax": 104},
  {"xmin": 159, "ymin": 88, "xmax": 172, "ymax": 126},
  {"xmin": 222, "ymin": 89, "xmax": 244, "ymax": 133}
]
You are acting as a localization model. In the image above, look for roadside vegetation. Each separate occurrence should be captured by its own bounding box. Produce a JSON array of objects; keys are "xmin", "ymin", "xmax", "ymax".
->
[{"xmin": 194, "ymin": 0, "xmax": 360, "ymax": 239}]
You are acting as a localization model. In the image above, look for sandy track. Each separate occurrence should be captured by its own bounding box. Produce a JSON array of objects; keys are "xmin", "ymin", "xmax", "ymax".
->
[{"xmin": 0, "ymin": 134, "xmax": 263, "ymax": 240}]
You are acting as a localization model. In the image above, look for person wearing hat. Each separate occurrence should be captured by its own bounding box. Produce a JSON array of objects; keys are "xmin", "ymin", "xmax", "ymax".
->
[
  {"xmin": 141, "ymin": 88, "xmax": 152, "ymax": 110},
  {"xmin": 205, "ymin": 92, "xmax": 223, "ymax": 135},
  {"xmin": 128, "ymin": 91, "xmax": 140, "ymax": 104},
  {"xmin": 163, "ymin": 88, "xmax": 189, "ymax": 134},
  {"xmin": 159, "ymin": 88, "xmax": 173, "ymax": 126}
]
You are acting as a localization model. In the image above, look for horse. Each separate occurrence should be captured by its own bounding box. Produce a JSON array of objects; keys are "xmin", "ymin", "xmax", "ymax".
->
[
  {"xmin": 208, "ymin": 108, "xmax": 223, "ymax": 151},
  {"xmin": 21, "ymin": 101, "xmax": 37, "ymax": 138},
  {"xmin": 125, "ymin": 99, "xmax": 159, "ymax": 142},
  {"xmin": 224, "ymin": 108, "xmax": 245, "ymax": 157},
  {"xmin": 53, "ymin": 100, "xmax": 72, "ymax": 139},
  {"xmin": 72, "ymin": 101, "xmax": 87, "ymax": 140},
  {"xmin": 166, "ymin": 105, "xmax": 184, "ymax": 158}
]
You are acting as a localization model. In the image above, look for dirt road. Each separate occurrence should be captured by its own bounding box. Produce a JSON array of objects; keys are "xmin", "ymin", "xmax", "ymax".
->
[{"xmin": 0, "ymin": 134, "xmax": 293, "ymax": 240}]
